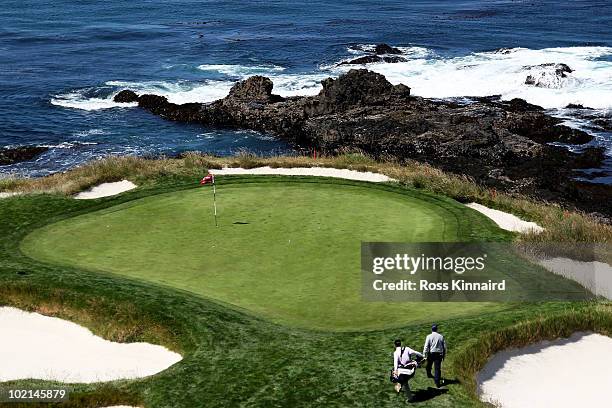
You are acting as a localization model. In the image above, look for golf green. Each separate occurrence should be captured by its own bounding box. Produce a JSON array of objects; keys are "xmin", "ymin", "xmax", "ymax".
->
[{"xmin": 21, "ymin": 178, "xmax": 508, "ymax": 330}]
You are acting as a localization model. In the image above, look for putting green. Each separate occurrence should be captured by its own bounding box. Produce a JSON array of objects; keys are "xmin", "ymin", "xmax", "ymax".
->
[{"xmin": 21, "ymin": 178, "xmax": 508, "ymax": 330}]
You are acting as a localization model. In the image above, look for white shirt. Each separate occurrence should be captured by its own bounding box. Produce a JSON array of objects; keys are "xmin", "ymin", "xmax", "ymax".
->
[{"xmin": 393, "ymin": 346, "xmax": 423, "ymax": 371}]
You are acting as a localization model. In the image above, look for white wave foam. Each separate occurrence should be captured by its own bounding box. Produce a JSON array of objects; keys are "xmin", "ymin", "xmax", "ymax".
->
[
  {"xmin": 51, "ymin": 91, "xmax": 137, "ymax": 111},
  {"xmin": 106, "ymin": 79, "xmax": 234, "ymax": 104},
  {"xmin": 106, "ymin": 71, "xmax": 324, "ymax": 104},
  {"xmin": 197, "ymin": 64, "xmax": 285, "ymax": 76},
  {"xmin": 52, "ymin": 46, "xmax": 612, "ymax": 112},
  {"xmin": 268, "ymin": 73, "xmax": 326, "ymax": 97},
  {"xmin": 344, "ymin": 44, "xmax": 433, "ymax": 58},
  {"xmin": 328, "ymin": 46, "xmax": 612, "ymax": 109},
  {"xmin": 74, "ymin": 129, "xmax": 106, "ymax": 137},
  {"xmin": 38, "ymin": 141, "xmax": 99, "ymax": 150}
]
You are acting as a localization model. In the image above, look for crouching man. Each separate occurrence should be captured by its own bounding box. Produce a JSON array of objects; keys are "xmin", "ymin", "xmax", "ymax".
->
[{"xmin": 391, "ymin": 339, "xmax": 424, "ymax": 403}]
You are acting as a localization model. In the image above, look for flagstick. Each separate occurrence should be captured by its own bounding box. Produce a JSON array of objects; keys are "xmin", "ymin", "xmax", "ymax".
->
[{"xmin": 212, "ymin": 179, "xmax": 218, "ymax": 227}]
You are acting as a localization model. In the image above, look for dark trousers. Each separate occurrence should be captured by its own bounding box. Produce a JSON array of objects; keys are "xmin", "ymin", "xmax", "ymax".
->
[
  {"xmin": 426, "ymin": 352, "xmax": 443, "ymax": 386},
  {"xmin": 398, "ymin": 374, "xmax": 413, "ymax": 401}
]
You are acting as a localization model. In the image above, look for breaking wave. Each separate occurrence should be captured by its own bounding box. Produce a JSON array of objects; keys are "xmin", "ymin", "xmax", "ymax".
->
[
  {"xmin": 51, "ymin": 46, "xmax": 612, "ymax": 112},
  {"xmin": 327, "ymin": 45, "xmax": 612, "ymax": 110}
]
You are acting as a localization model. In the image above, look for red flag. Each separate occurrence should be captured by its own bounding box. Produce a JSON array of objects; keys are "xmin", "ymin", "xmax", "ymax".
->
[{"xmin": 200, "ymin": 173, "xmax": 214, "ymax": 185}]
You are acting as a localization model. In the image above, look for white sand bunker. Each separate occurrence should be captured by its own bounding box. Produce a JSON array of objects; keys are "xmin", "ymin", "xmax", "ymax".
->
[
  {"xmin": 0, "ymin": 192, "xmax": 20, "ymax": 199},
  {"xmin": 538, "ymin": 258, "xmax": 612, "ymax": 299},
  {"xmin": 0, "ymin": 307, "xmax": 182, "ymax": 383},
  {"xmin": 478, "ymin": 332, "xmax": 612, "ymax": 408},
  {"xmin": 75, "ymin": 180, "xmax": 136, "ymax": 199},
  {"xmin": 466, "ymin": 203, "xmax": 544, "ymax": 234},
  {"xmin": 99, "ymin": 406, "xmax": 139, "ymax": 408},
  {"xmin": 210, "ymin": 166, "xmax": 393, "ymax": 182}
]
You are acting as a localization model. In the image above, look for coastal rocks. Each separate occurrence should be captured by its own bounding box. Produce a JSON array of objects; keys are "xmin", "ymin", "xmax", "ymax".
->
[
  {"xmin": 504, "ymin": 112, "xmax": 592, "ymax": 144},
  {"xmin": 339, "ymin": 55, "xmax": 406, "ymax": 65},
  {"xmin": 317, "ymin": 70, "xmax": 407, "ymax": 112},
  {"xmin": 340, "ymin": 43, "xmax": 407, "ymax": 65},
  {"xmin": 372, "ymin": 43, "xmax": 402, "ymax": 55},
  {"xmin": 565, "ymin": 103, "xmax": 591, "ymax": 110},
  {"xmin": 525, "ymin": 63, "xmax": 573, "ymax": 88},
  {"xmin": 349, "ymin": 43, "xmax": 402, "ymax": 55},
  {"xmin": 0, "ymin": 146, "xmax": 48, "ymax": 166},
  {"xmin": 493, "ymin": 48, "xmax": 514, "ymax": 54},
  {"xmin": 116, "ymin": 69, "xmax": 609, "ymax": 216},
  {"xmin": 227, "ymin": 75, "xmax": 281, "ymax": 102},
  {"xmin": 114, "ymin": 90, "xmax": 139, "ymax": 103}
]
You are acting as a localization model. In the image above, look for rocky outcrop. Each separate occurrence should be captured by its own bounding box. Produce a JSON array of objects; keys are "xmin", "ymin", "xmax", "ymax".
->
[
  {"xmin": 565, "ymin": 103, "xmax": 591, "ymax": 110},
  {"xmin": 525, "ymin": 63, "xmax": 573, "ymax": 88},
  {"xmin": 340, "ymin": 43, "xmax": 406, "ymax": 65},
  {"xmin": 373, "ymin": 43, "xmax": 402, "ymax": 55},
  {"xmin": 114, "ymin": 69, "xmax": 609, "ymax": 217},
  {"xmin": 0, "ymin": 146, "xmax": 48, "ymax": 166},
  {"xmin": 349, "ymin": 43, "xmax": 402, "ymax": 55},
  {"xmin": 339, "ymin": 55, "xmax": 406, "ymax": 65},
  {"xmin": 114, "ymin": 90, "xmax": 139, "ymax": 103},
  {"xmin": 227, "ymin": 76, "xmax": 282, "ymax": 102}
]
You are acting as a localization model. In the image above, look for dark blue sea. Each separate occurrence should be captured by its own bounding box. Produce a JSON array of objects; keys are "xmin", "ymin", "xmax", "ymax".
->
[{"xmin": 2, "ymin": 0, "xmax": 612, "ymax": 179}]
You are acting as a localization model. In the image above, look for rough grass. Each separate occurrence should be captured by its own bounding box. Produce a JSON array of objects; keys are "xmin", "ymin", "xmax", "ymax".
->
[
  {"xmin": 0, "ymin": 283, "xmax": 179, "ymax": 349},
  {"xmin": 2, "ymin": 152, "xmax": 610, "ymax": 243}
]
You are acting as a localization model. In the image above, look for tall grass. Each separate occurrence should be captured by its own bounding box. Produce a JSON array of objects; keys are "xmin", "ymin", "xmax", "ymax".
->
[
  {"xmin": 452, "ymin": 304, "xmax": 612, "ymax": 399},
  {"xmin": 2, "ymin": 152, "xmax": 610, "ymax": 242},
  {"xmin": 0, "ymin": 282, "xmax": 179, "ymax": 350}
]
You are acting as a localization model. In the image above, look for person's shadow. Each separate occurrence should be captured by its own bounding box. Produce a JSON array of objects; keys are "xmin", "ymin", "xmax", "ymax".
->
[
  {"xmin": 410, "ymin": 378, "xmax": 460, "ymax": 402},
  {"xmin": 410, "ymin": 387, "xmax": 448, "ymax": 402}
]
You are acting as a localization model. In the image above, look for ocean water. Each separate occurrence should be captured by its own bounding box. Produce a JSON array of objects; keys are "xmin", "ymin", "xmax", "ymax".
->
[{"xmin": 1, "ymin": 0, "xmax": 611, "ymax": 178}]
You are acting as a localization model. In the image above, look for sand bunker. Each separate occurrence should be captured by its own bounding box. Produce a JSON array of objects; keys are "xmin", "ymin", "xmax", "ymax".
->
[
  {"xmin": 210, "ymin": 166, "xmax": 393, "ymax": 182},
  {"xmin": 0, "ymin": 192, "xmax": 20, "ymax": 199},
  {"xmin": 478, "ymin": 332, "xmax": 612, "ymax": 408},
  {"xmin": 75, "ymin": 180, "xmax": 137, "ymax": 199},
  {"xmin": 538, "ymin": 258, "xmax": 612, "ymax": 299},
  {"xmin": 0, "ymin": 307, "xmax": 181, "ymax": 383},
  {"xmin": 99, "ymin": 406, "xmax": 139, "ymax": 408},
  {"xmin": 100, "ymin": 406, "xmax": 138, "ymax": 408},
  {"xmin": 466, "ymin": 203, "xmax": 544, "ymax": 233}
]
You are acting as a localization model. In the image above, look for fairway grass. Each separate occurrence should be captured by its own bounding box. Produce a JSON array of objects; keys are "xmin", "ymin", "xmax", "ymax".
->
[{"xmin": 22, "ymin": 177, "xmax": 509, "ymax": 330}]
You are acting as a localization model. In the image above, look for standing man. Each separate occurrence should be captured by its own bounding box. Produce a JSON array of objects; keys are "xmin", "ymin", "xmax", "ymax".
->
[{"xmin": 423, "ymin": 324, "xmax": 446, "ymax": 388}]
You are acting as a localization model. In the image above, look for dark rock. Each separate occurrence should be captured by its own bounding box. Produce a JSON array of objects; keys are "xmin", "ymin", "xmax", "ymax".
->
[
  {"xmin": 339, "ymin": 55, "xmax": 406, "ymax": 65},
  {"xmin": 317, "ymin": 69, "xmax": 397, "ymax": 112},
  {"xmin": 499, "ymin": 98, "xmax": 544, "ymax": 113},
  {"xmin": 504, "ymin": 112, "xmax": 592, "ymax": 144},
  {"xmin": 565, "ymin": 103, "xmax": 591, "ymax": 110},
  {"xmin": 592, "ymin": 117, "xmax": 612, "ymax": 132},
  {"xmin": 340, "ymin": 43, "xmax": 405, "ymax": 65},
  {"xmin": 114, "ymin": 90, "xmax": 139, "ymax": 103},
  {"xmin": 227, "ymin": 75, "xmax": 279, "ymax": 101},
  {"xmin": 122, "ymin": 69, "xmax": 609, "ymax": 217},
  {"xmin": 0, "ymin": 145, "xmax": 49, "ymax": 166},
  {"xmin": 392, "ymin": 83, "xmax": 411, "ymax": 97},
  {"xmin": 493, "ymin": 48, "xmax": 514, "ymax": 54},
  {"xmin": 572, "ymin": 147, "xmax": 606, "ymax": 169},
  {"xmin": 373, "ymin": 43, "xmax": 402, "ymax": 55}
]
